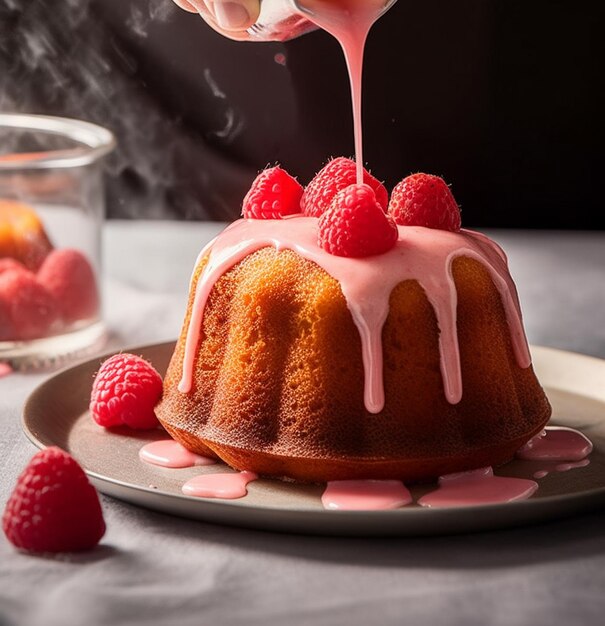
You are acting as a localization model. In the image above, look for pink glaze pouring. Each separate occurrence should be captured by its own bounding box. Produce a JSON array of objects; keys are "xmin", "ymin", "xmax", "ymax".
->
[
  {"xmin": 516, "ymin": 427, "xmax": 593, "ymax": 462},
  {"xmin": 182, "ymin": 471, "xmax": 258, "ymax": 499},
  {"xmin": 139, "ymin": 440, "xmax": 216, "ymax": 469},
  {"xmin": 322, "ymin": 479, "xmax": 412, "ymax": 510},
  {"xmin": 177, "ymin": 218, "xmax": 531, "ymax": 413},
  {"xmin": 298, "ymin": 0, "xmax": 392, "ymax": 183},
  {"xmin": 418, "ymin": 467, "xmax": 538, "ymax": 508}
]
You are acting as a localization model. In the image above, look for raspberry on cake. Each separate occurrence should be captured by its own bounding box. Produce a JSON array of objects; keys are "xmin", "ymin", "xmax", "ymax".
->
[
  {"xmin": 318, "ymin": 183, "xmax": 398, "ymax": 257},
  {"xmin": 301, "ymin": 157, "xmax": 388, "ymax": 217},
  {"xmin": 242, "ymin": 166, "xmax": 303, "ymax": 219},
  {"xmin": 388, "ymin": 173, "xmax": 461, "ymax": 231}
]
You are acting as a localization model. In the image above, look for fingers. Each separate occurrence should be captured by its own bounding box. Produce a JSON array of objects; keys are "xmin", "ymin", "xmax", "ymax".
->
[
  {"xmin": 173, "ymin": 0, "xmax": 261, "ymax": 36},
  {"xmin": 172, "ymin": 0, "xmax": 198, "ymax": 13}
]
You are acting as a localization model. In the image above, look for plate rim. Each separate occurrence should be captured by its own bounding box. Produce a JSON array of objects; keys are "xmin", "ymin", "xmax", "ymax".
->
[{"xmin": 20, "ymin": 341, "xmax": 605, "ymax": 536}]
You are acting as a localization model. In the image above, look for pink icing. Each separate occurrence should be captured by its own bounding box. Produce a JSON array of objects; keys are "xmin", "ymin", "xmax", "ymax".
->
[
  {"xmin": 298, "ymin": 0, "xmax": 388, "ymax": 184},
  {"xmin": 182, "ymin": 470, "xmax": 258, "ymax": 499},
  {"xmin": 139, "ymin": 440, "xmax": 216, "ymax": 469},
  {"xmin": 516, "ymin": 426, "xmax": 593, "ymax": 462},
  {"xmin": 418, "ymin": 467, "xmax": 538, "ymax": 508},
  {"xmin": 177, "ymin": 218, "xmax": 530, "ymax": 413},
  {"xmin": 322, "ymin": 479, "xmax": 412, "ymax": 510}
]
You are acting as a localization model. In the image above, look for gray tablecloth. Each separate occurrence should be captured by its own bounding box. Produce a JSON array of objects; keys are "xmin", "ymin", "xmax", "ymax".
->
[{"xmin": 1, "ymin": 223, "xmax": 604, "ymax": 626}]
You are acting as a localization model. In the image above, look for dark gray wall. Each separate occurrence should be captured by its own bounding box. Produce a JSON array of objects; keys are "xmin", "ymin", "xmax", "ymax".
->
[{"xmin": 1, "ymin": 0, "xmax": 602, "ymax": 227}]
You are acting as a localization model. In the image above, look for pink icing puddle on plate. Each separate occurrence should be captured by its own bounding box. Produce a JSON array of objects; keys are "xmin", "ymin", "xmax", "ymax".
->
[
  {"xmin": 182, "ymin": 471, "xmax": 258, "ymax": 499},
  {"xmin": 516, "ymin": 426, "xmax": 593, "ymax": 462},
  {"xmin": 0, "ymin": 362, "xmax": 13, "ymax": 379},
  {"xmin": 322, "ymin": 479, "xmax": 412, "ymax": 511},
  {"xmin": 139, "ymin": 440, "xmax": 216, "ymax": 469},
  {"xmin": 533, "ymin": 458, "xmax": 591, "ymax": 479},
  {"xmin": 418, "ymin": 467, "xmax": 538, "ymax": 508}
]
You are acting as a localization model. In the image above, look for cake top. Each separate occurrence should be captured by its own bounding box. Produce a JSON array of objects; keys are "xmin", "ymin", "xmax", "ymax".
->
[{"xmin": 241, "ymin": 159, "xmax": 462, "ymax": 259}]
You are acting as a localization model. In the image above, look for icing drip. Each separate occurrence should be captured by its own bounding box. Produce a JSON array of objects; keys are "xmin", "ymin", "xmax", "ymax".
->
[
  {"xmin": 322, "ymin": 479, "xmax": 412, "ymax": 510},
  {"xmin": 516, "ymin": 426, "xmax": 593, "ymax": 462},
  {"xmin": 178, "ymin": 217, "xmax": 531, "ymax": 413},
  {"xmin": 418, "ymin": 467, "xmax": 538, "ymax": 508},
  {"xmin": 182, "ymin": 471, "xmax": 258, "ymax": 499}
]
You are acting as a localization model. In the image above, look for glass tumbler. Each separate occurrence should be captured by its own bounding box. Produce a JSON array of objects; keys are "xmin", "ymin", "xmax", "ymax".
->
[{"xmin": 0, "ymin": 113, "xmax": 115, "ymax": 370}]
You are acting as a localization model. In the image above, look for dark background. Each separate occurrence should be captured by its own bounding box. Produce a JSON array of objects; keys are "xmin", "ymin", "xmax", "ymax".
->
[{"xmin": 0, "ymin": 0, "xmax": 602, "ymax": 228}]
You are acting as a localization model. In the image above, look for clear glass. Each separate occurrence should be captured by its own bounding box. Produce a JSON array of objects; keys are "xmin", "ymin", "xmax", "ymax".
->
[
  {"xmin": 0, "ymin": 113, "xmax": 115, "ymax": 370},
  {"xmin": 245, "ymin": 0, "xmax": 398, "ymax": 41}
]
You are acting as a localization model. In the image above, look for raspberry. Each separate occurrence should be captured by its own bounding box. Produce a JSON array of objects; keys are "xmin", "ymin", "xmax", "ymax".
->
[
  {"xmin": 0, "ymin": 258, "xmax": 27, "ymax": 275},
  {"xmin": 0, "ymin": 269, "xmax": 59, "ymax": 340},
  {"xmin": 301, "ymin": 157, "xmax": 388, "ymax": 218},
  {"xmin": 242, "ymin": 166, "xmax": 303, "ymax": 219},
  {"xmin": 2, "ymin": 447, "xmax": 106, "ymax": 553},
  {"xmin": 90, "ymin": 353, "xmax": 163, "ymax": 429},
  {"xmin": 388, "ymin": 173, "xmax": 461, "ymax": 231},
  {"xmin": 37, "ymin": 249, "xmax": 99, "ymax": 324},
  {"xmin": 318, "ymin": 184, "xmax": 398, "ymax": 258}
]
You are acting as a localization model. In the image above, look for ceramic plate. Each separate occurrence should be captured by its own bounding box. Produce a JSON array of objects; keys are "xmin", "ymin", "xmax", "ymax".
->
[{"xmin": 22, "ymin": 343, "xmax": 605, "ymax": 536}]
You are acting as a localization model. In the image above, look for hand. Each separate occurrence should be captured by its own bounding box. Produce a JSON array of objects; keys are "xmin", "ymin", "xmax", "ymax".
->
[{"xmin": 172, "ymin": 0, "xmax": 261, "ymax": 41}]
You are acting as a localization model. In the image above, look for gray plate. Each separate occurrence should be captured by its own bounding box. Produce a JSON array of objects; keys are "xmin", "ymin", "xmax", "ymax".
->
[{"xmin": 22, "ymin": 343, "xmax": 605, "ymax": 536}]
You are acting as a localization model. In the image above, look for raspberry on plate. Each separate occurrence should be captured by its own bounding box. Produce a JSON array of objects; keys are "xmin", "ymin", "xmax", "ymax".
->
[
  {"xmin": 2, "ymin": 447, "xmax": 106, "ymax": 553},
  {"xmin": 37, "ymin": 248, "xmax": 99, "ymax": 324},
  {"xmin": 0, "ymin": 268, "xmax": 59, "ymax": 340},
  {"xmin": 388, "ymin": 173, "xmax": 461, "ymax": 231},
  {"xmin": 318, "ymin": 184, "xmax": 398, "ymax": 258},
  {"xmin": 90, "ymin": 353, "xmax": 163, "ymax": 429},
  {"xmin": 301, "ymin": 157, "xmax": 388, "ymax": 218},
  {"xmin": 242, "ymin": 166, "xmax": 303, "ymax": 219}
]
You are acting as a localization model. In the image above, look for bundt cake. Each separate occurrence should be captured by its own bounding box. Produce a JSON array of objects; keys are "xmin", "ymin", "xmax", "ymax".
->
[
  {"xmin": 0, "ymin": 200, "xmax": 53, "ymax": 271},
  {"xmin": 156, "ymin": 170, "xmax": 551, "ymax": 483}
]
